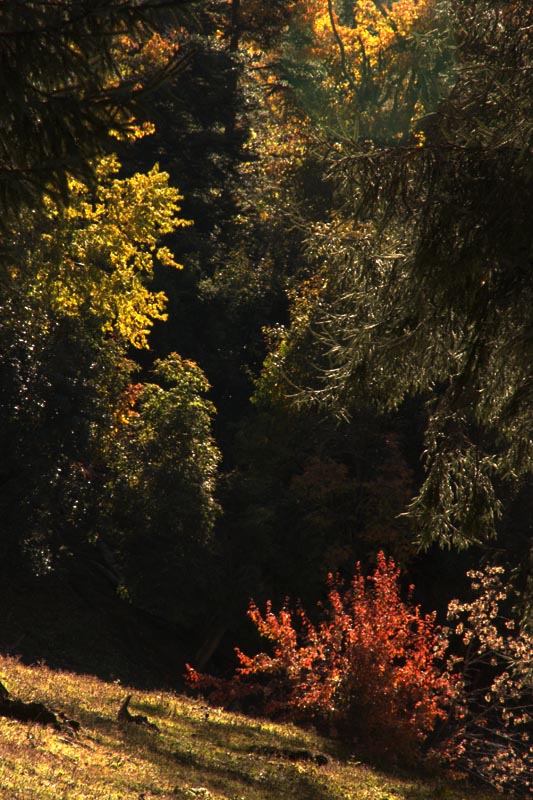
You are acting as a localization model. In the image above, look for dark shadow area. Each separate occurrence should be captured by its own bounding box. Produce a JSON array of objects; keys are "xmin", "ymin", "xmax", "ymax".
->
[{"xmin": 0, "ymin": 566, "xmax": 192, "ymax": 690}]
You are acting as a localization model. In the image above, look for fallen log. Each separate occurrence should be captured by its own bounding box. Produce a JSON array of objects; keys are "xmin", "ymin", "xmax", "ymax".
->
[{"xmin": 0, "ymin": 679, "xmax": 79, "ymax": 731}]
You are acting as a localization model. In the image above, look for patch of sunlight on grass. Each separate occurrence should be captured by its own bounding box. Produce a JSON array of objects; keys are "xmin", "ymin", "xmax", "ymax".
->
[{"xmin": 0, "ymin": 654, "xmax": 500, "ymax": 800}]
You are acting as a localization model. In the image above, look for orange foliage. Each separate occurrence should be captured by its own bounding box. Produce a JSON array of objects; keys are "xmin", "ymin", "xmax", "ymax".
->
[
  {"xmin": 113, "ymin": 383, "xmax": 144, "ymax": 428},
  {"xmin": 116, "ymin": 29, "xmax": 183, "ymax": 86},
  {"xmin": 186, "ymin": 552, "xmax": 455, "ymax": 763},
  {"xmin": 299, "ymin": 0, "xmax": 431, "ymax": 77},
  {"xmin": 284, "ymin": 0, "xmax": 436, "ymax": 138}
]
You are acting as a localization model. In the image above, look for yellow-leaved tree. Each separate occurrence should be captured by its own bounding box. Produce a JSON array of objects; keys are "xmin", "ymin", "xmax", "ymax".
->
[
  {"xmin": 16, "ymin": 154, "xmax": 191, "ymax": 349},
  {"xmin": 0, "ymin": 147, "xmax": 210, "ymax": 581},
  {"xmin": 281, "ymin": 0, "xmax": 444, "ymax": 138}
]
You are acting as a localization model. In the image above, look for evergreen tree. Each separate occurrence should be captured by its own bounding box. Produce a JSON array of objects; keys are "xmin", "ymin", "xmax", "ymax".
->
[
  {"xmin": 287, "ymin": 1, "xmax": 533, "ymax": 551},
  {"xmin": 0, "ymin": 0, "xmax": 192, "ymax": 222}
]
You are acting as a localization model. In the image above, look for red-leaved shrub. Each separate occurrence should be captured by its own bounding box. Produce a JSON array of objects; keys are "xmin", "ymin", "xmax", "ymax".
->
[{"xmin": 186, "ymin": 552, "xmax": 455, "ymax": 764}]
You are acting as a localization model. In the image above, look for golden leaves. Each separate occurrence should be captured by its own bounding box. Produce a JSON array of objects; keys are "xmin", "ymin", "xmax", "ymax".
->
[{"xmin": 26, "ymin": 155, "xmax": 192, "ymax": 349}]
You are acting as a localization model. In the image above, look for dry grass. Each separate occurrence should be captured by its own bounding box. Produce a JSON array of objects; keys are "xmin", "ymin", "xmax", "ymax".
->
[{"xmin": 0, "ymin": 654, "xmax": 498, "ymax": 800}]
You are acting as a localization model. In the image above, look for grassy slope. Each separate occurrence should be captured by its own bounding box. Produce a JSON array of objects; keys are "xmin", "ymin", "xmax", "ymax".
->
[{"xmin": 0, "ymin": 654, "xmax": 497, "ymax": 800}]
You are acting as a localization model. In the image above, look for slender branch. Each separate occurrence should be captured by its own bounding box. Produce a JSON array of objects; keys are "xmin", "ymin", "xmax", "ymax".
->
[
  {"xmin": 326, "ymin": 0, "xmax": 358, "ymax": 96},
  {"xmin": 372, "ymin": 0, "xmax": 399, "ymax": 35}
]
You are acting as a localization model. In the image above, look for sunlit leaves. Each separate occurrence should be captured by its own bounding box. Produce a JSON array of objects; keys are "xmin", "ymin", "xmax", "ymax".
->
[
  {"xmin": 187, "ymin": 552, "xmax": 455, "ymax": 764},
  {"xmin": 444, "ymin": 566, "xmax": 533, "ymax": 794},
  {"xmin": 302, "ymin": 0, "xmax": 431, "ymax": 77},
  {"xmin": 16, "ymin": 155, "xmax": 191, "ymax": 349},
  {"xmin": 282, "ymin": 0, "xmax": 448, "ymax": 138}
]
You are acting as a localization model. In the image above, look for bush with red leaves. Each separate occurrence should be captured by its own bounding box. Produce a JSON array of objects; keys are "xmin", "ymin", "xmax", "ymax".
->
[{"xmin": 186, "ymin": 552, "xmax": 455, "ymax": 764}]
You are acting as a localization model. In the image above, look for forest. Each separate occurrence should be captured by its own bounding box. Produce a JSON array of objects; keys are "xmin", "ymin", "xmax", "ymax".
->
[{"xmin": 0, "ymin": 1, "xmax": 532, "ymax": 796}]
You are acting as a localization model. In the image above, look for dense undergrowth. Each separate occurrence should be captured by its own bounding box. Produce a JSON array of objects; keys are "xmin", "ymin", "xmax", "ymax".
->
[{"xmin": 0, "ymin": 653, "xmax": 499, "ymax": 800}]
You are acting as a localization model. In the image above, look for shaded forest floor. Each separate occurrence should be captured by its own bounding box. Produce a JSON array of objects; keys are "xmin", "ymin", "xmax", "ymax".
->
[{"xmin": 0, "ymin": 653, "xmax": 500, "ymax": 800}]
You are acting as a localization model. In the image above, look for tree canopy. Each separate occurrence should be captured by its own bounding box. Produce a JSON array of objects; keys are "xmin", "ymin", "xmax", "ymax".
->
[
  {"xmin": 270, "ymin": 0, "xmax": 533, "ymax": 551},
  {"xmin": 0, "ymin": 0, "xmax": 191, "ymax": 221}
]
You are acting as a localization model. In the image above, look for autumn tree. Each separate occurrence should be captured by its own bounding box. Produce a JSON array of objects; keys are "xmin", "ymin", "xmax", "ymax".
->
[
  {"xmin": 187, "ymin": 552, "xmax": 455, "ymax": 765},
  {"xmin": 0, "ymin": 149, "xmax": 213, "ymax": 590},
  {"xmin": 0, "ymin": 1, "xmax": 212, "ymax": 587}
]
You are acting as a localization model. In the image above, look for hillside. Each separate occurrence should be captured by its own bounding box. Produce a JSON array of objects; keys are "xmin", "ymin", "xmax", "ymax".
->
[{"xmin": 0, "ymin": 654, "xmax": 498, "ymax": 800}]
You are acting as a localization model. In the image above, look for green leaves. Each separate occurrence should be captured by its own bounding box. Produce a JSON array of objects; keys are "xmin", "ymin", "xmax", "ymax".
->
[
  {"xmin": 274, "ymin": 1, "xmax": 533, "ymax": 549},
  {"xmin": 103, "ymin": 354, "xmax": 221, "ymax": 626}
]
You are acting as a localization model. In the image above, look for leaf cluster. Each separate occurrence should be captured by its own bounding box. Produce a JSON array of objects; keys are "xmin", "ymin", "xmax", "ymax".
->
[
  {"xmin": 0, "ymin": 0, "xmax": 192, "ymax": 222},
  {"xmin": 274, "ymin": 0, "xmax": 533, "ymax": 549},
  {"xmin": 187, "ymin": 551, "xmax": 455, "ymax": 765},
  {"xmin": 6, "ymin": 154, "xmax": 190, "ymax": 349},
  {"xmin": 443, "ymin": 565, "xmax": 533, "ymax": 796}
]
